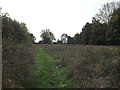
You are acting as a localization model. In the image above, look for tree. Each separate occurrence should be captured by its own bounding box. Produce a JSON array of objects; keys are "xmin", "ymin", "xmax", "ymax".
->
[
  {"xmin": 81, "ymin": 22, "xmax": 92, "ymax": 44},
  {"xmin": 95, "ymin": 1, "xmax": 120, "ymax": 23},
  {"xmin": 2, "ymin": 13, "xmax": 36, "ymax": 88},
  {"xmin": 61, "ymin": 33, "xmax": 68, "ymax": 44},
  {"xmin": 40, "ymin": 29, "xmax": 55, "ymax": 44},
  {"xmin": 106, "ymin": 8, "xmax": 120, "ymax": 45},
  {"xmin": 30, "ymin": 33, "xmax": 36, "ymax": 43},
  {"xmin": 90, "ymin": 21, "xmax": 108, "ymax": 45},
  {"xmin": 74, "ymin": 33, "xmax": 81, "ymax": 44}
]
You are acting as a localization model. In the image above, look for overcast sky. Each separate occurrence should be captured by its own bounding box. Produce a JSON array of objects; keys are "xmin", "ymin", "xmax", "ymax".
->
[{"xmin": 0, "ymin": 0, "xmax": 118, "ymax": 42}]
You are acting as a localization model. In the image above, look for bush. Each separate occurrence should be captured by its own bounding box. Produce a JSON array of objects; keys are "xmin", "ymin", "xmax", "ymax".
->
[{"xmin": 2, "ymin": 13, "xmax": 36, "ymax": 88}]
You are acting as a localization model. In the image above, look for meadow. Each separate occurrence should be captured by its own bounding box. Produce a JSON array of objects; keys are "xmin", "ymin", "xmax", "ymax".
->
[
  {"xmin": 31, "ymin": 47, "xmax": 72, "ymax": 88},
  {"xmin": 38, "ymin": 44, "xmax": 119, "ymax": 88}
]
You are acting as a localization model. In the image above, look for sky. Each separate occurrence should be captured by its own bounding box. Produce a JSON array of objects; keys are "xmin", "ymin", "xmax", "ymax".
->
[{"xmin": 0, "ymin": 0, "xmax": 119, "ymax": 42}]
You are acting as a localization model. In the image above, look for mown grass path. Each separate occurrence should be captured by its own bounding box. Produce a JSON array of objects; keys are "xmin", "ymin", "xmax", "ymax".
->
[{"xmin": 32, "ymin": 47, "xmax": 72, "ymax": 88}]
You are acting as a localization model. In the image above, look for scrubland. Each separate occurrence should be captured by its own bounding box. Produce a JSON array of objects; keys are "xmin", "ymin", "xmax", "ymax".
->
[{"xmin": 39, "ymin": 44, "xmax": 119, "ymax": 88}]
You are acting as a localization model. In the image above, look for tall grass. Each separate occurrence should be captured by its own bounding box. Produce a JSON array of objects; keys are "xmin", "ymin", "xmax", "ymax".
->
[
  {"xmin": 39, "ymin": 44, "xmax": 118, "ymax": 88},
  {"xmin": 30, "ymin": 46, "xmax": 72, "ymax": 88}
]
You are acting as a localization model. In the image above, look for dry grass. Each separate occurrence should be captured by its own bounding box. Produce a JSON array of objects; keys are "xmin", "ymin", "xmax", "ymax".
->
[{"xmin": 38, "ymin": 44, "xmax": 118, "ymax": 88}]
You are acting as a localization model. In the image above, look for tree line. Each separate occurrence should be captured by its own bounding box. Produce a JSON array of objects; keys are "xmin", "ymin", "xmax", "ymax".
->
[
  {"xmin": 2, "ymin": 13, "xmax": 36, "ymax": 88},
  {"xmin": 38, "ymin": 1, "xmax": 120, "ymax": 45}
]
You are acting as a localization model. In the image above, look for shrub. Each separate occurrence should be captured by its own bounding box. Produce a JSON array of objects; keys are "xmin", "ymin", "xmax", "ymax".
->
[{"xmin": 2, "ymin": 13, "xmax": 36, "ymax": 88}]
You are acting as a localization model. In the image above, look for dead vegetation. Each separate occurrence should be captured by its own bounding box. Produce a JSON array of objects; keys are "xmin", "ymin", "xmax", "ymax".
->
[{"xmin": 39, "ymin": 44, "xmax": 118, "ymax": 88}]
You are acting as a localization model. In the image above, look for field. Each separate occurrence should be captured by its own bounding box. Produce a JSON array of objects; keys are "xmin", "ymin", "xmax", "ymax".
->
[
  {"xmin": 37, "ymin": 44, "xmax": 119, "ymax": 88},
  {"xmin": 31, "ymin": 47, "xmax": 72, "ymax": 88}
]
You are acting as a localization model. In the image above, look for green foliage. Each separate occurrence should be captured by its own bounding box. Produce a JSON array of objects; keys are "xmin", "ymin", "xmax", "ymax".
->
[
  {"xmin": 106, "ymin": 8, "xmax": 120, "ymax": 45},
  {"xmin": 95, "ymin": 1, "xmax": 120, "ymax": 23},
  {"xmin": 74, "ymin": 33, "xmax": 81, "ymax": 44},
  {"xmin": 40, "ymin": 29, "xmax": 55, "ymax": 44},
  {"xmin": 72, "ymin": 1, "xmax": 120, "ymax": 45},
  {"xmin": 2, "ymin": 13, "xmax": 73, "ymax": 88},
  {"xmin": 30, "ymin": 33, "xmax": 36, "ymax": 43},
  {"xmin": 40, "ymin": 44, "xmax": 118, "ymax": 88},
  {"xmin": 2, "ymin": 13, "xmax": 36, "ymax": 88},
  {"xmin": 30, "ymin": 47, "xmax": 72, "ymax": 88},
  {"xmin": 90, "ymin": 21, "xmax": 108, "ymax": 45},
  {"xmin": 81, "ymin": 23, "xmax": 92, "ymax": 44}
]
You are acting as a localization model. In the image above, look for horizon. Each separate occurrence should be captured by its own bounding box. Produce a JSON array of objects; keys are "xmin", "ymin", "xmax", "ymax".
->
[{"xmin": 0, "ymin": 0, "xmax": 119, "ymax": 42}]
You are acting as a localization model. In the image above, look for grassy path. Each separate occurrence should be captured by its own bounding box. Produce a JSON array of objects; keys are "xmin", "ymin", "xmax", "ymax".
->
[{"xmin": 31, "ymin": 47, "xmax": 72, "ymax": 88}]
